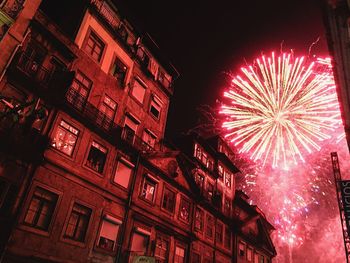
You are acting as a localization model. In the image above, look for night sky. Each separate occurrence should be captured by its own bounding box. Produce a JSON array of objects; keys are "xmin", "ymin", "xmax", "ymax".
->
[{"xmin": 116, "ymin": 0, "xmax": 329, "ymax": 138}]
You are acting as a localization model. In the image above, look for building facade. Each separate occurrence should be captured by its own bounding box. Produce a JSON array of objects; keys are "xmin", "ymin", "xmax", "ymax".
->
[{"xmin": 0, "ymin": 1, "xmax": 275, "ymax": 262}]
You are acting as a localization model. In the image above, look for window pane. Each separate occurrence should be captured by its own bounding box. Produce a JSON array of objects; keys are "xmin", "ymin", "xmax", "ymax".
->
[
  {"xmin": 131, "ymin": 79, "xmax": 146, "ymax": 103},
  {"xmin": 162, "ymin": 187, "xmax": 175, "ymax": 213},
  {"xmin": 98, "ymin": 218, "xmax": 120, "ymax": 251},
  {"xmin": 24, "ymin": 187, "xmax": 58, "ymax": 231},
  {"xmin": 65, "ymin": 203, "xmax": 91, "ymax": 242},
  {"xmin": 85, "ymin": 142, "xmax": 107, "ymax": 173},
  {"xmin": 175, "ymin": 246, "xmax": 185, "ymax": 263},
  {"xmin": 179, "ymin": 197, "xmax": 190, "ymax": 222},
  {"xmin": 51, "ymin": 120, "xmax": 79, "ymax": 156},
  {"xmin": 114, "ymin": 160, "xmax": 133, "ymax": 188},
  {"xmin": 141, "ymin": 178, "xmax": 156, "ymax": 202},
  {"xmin": 130, "ymin": 232, "xmax": 148, "ymax": 255}
]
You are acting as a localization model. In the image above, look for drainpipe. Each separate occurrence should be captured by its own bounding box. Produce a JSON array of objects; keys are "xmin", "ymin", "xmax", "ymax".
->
[{"xmin": 115, "ymin": 151, "xmax": 141, "ymax": 263}]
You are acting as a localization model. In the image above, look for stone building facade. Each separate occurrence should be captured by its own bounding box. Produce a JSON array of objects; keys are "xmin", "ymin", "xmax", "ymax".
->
[{"xmin": 0, "ymin": 0, "xmax": 276, "ymax": 262}]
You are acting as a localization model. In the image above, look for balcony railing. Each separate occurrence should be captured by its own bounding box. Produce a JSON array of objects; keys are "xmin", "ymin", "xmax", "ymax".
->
[
  {"xmin": 120, "ymin": 126, "xmax": 154, "ymax": 153},
  {"xmin": 65, "ymin": 88, "xmax": 116, "ymax": 133},
  {"xmin": 15, "ymin": 51, "xmax": 51, "ymax": 87}
]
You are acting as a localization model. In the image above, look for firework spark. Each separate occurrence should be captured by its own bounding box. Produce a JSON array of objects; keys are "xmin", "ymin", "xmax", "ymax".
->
[{"xmin": 221, "ymin": 52, "xmax": 341, "ymax": 168}]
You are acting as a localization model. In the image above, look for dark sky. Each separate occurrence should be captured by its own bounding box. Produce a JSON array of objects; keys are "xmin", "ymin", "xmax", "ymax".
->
[{"xmin": 116, "ymin": 0, "xmax": 329, "ymax": 137}]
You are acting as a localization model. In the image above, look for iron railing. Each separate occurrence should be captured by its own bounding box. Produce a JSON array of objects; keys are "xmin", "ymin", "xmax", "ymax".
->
[
  {"xmin": 15, "ymin": 51, "xmax": 52, "ymax": 87},
  {"xmin": 65, "ymin": 88, "xmax": 116, "ymax": 133},
  {"xmin": 120, "ymin": 126, "xmax": 154, "ymax": 153}
]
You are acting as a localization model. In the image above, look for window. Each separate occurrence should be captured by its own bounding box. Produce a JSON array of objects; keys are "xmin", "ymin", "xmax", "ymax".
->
[
  {"xmin": 205, "ymin": 214, "xmax": 214, "ymax": 239},
  {"xmin": 224, "ymin": 225, "xmax": 231, "ymax": 249},
  {"xmin": 142, "ymin": 129, "xmax": 157, "ymax": 148},
  {"xmin": 194, "ymin": 207, "xmax": 204, "ymax": 231},
  {"xmin": 174, "ymin": 245, "xmax": 185, "ymax": 263},
  {"xmin": 66, "ymin": 71, "xmax": 92, "ymax": 110},
  {"xmin": 149, "ymin": 95, "xmax": 162, "ymax": 120},
  {"xmin": 194, "ymin": 173, "xmax": 204, "ymax": 190},
  {"xmin": 239, "ymin": 242, "xmax": 246, "ymax": 257},
  {"xmin": 161, "ymin": 186, "xmax": 176, "ymax": 213},
  {"xmin": 179, "ymin": 197, "xmax": 190, "ymax": 222},
  {"xmin": 123, "ymin": 114, "xmax": 140, "ymax": 143},
  {"xmin": 111, "ymin": 57, "xmax": 127, "ymax": 85},
  {"xmin": 224, "ymin": 196, "xmax": 231, "ymax": 216},
  {"xmin": 97, "ymin": 215, "xmax": 121, "ymax": 251},
  {"xmin": 64, "ymin": 203, "xmax": 91, "ymax": 242},
  {"xmin": 205, "ymin": 182, "xmax": 214, "ymax": 201},
  {"xmin": 194, "ymin": 143, "xmax": 202, "ymax": 159},
  {"xmin": 84, "ymin": 31, "xmax": 105, "ymax": 62},
  {"xmin": 130, "ymin": 231, "xmax": 149, "ymax": 256},
  {"xmin": 51, "ymin": 120, "xmax": 79, "ymax": 156},
  {"xmin": 260, "ymin": 255, "xmax": 265, "ymax": 263},
  {"xmin": 247, "ymin": 247, "xmax": 253, "ymax": 262},
  {"xmin": 218, "ymin": 164, "xmax": 224, "ymax": 180},
  {"xmin": 225, "ymin": 171, "xmax": 232, "ymax": 188},
  {"xmin": 131, "ymin": 78, "xmax": 146, "ymax": 104},
  {"xmin": 216, "ymin": 222, "xmax": 223, "ymax": 245},
  {"xmin": 98, "ymin": 95, "xmax": 117, "ymax": 129},
  {"xmin": 85, "ymin": 141, "xmax": 108, "ymax": 174},
  {"xmin": 140, "ymin": 176, "xmax": 157, "ymax": 203},
  {"xmin": 155, "ymin": 235, "xmax": 169, "ymax": 263},
  {"xmin": 23, "ymin": 187, "xmax": 58, "ymax": 231},
  {"xmin": 113, "ymin": 158, "xmax": 134, "ymax": 188},
  {"xmin": 192, "ymin": 253, "xmax": 201, "ymax": 263},
  {"xmin": 254, "ymin": 253, "xmax": 259, "ymax": 263}
]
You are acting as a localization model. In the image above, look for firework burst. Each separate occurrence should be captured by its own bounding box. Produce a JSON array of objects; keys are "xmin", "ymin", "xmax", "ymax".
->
[{"xmin": 221, "ymin": 52, "xmax": 342, "ymax": 168}]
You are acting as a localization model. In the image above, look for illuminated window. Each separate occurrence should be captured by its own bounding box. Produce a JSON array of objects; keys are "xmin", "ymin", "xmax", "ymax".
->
[
  {"xmin": 23, "ymin": 187, "xmax": 58, "ymax": 231},
  {"xmin": 205, "ymin": 182, "xmax": 214, "ymax": 201},
  {"xmin": 162, "ymin": 186, "xmax": 176, "ymax": 213},
  {"xmin": 64, "ymin": 203, "xmax": 91, "ymax": 242},
  {"xmin": 194, "ymin": 207, "xmax": 204, "ymax": 231},
  {"xmin": 84, "ymin": 31, "xmax": 105, "ymax": 62},
  {"xmin": 149, "ymin": 95, "xmax": 162, "ymax": 120},
  {"xmin": 205, "ymin": 214, "xmax": 214, "ymax": 239},
  {"xmin": 111, "ymin": 57, "xmax": 128, "ymax": 85},
  {"xmin": 113, "ymin": 158, "xmax": 134, "ymax": 188},
  {"xmin": 216, "ymin": 222, "xmax": 223, "ymax": 245},
  {"xmin": 178, "ymin": 197, "xmax": 190, "ymax": 222},
  {"xmin": 131, "ymin": 78, "xmax": 146, "ymax": 104},
  {"xmin": 254, "ymin": 253, "xmax": 259, "ymax": 263},
  {"xmin": 174, "ymin": 245, "xmax": 186, "ymax": 263},
  {"xmin": 85, "ymin": 141, "xmax": 107, "ymax": 174},
  {"xmin": 155, "ymin": 235, "xmax": 169, "ymax": 263},
  {"xmin": 194, "ymin": 173, "xmax": 204, "ymax": 190},
  {"xmin": 66, "ymin": 71, "xmax": 92, "ymax": 110},
  {"xmin": 140, "ymin": 175, "xmax": 157, "ymax": 203},
  {"xmin": 239, "ymin": 242, "xmax": 246, "ymax": 257},
  {"xmin": 218, "ymin": 163, "xmax": 224, "ymax": 180},
  {"xmin": 97, "ymin": 215, "xmax": 121, "ymax": 251},
  {"xmin": 224, "ymin": 225, "xmax": 231, "ymax": 249},
  {"xmin": 225, "ymin": 171, "xmax": 232, "ymax": 188},
  {"xmin": 247, "ymin": 247, "xmax": 253, "ymax": 261},
  {"xmin": 51, "ymin": 120, "xmax": 79, "ymax": 156}
]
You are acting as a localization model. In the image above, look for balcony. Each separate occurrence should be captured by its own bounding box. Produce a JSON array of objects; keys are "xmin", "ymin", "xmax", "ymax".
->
[
  {"xmin": 64, "ymin": 88, "xmax": 119, "ymax": 141},
  {"xmin": 0, "ymin": 117, "xmax": 49, "ymax": 163},
  {"xmin": 7, "ymin": 51, "xmax": 74, "ymax": 104},
  {"xmin": 119, "ymin": 126, "xmax": 155, "ymax": 154},
  {"xmin": 89, "ymin": 0, "xmax": 131, "ymax": 49}
]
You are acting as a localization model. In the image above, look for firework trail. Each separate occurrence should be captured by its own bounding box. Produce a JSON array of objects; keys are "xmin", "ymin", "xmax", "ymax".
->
[{"xmin": 221, "ymin": 52, "xmax": 348, "ymax": 262}]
